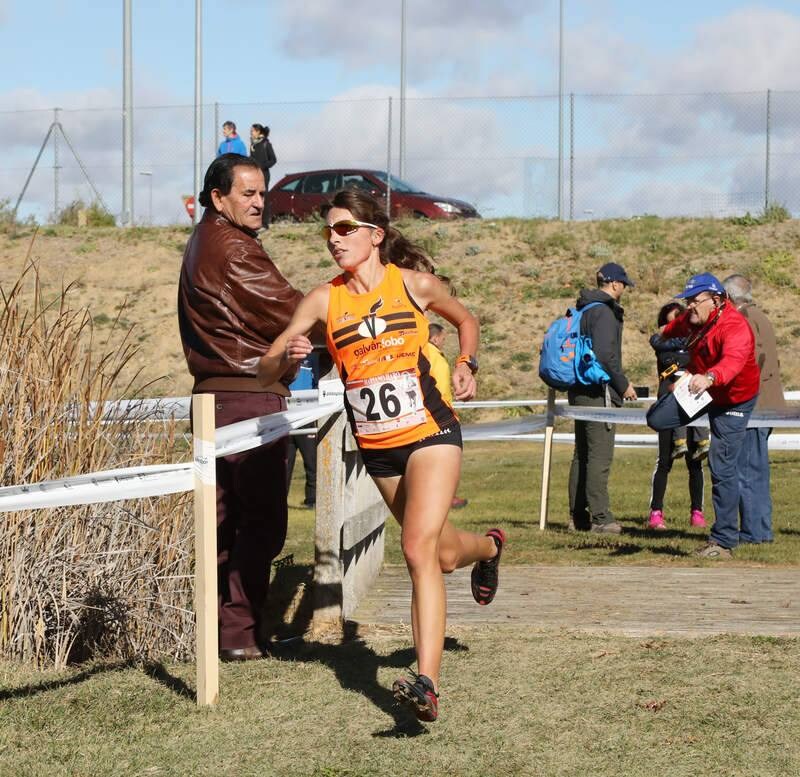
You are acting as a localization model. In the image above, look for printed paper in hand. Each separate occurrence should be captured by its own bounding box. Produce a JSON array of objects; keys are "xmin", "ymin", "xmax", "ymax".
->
[{"xmin": 673, "ymin": 373, "xmax": 712, "ymax": 416}]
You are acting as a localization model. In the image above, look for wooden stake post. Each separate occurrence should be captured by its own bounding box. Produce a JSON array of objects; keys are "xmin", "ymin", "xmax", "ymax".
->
[
  {"xmin": 192, "ymin": 393, "xmax": 219, "ymax": 707},
  {"xmin": 538, "ymin": 388, "xmax": 556, "ymax": 531}
]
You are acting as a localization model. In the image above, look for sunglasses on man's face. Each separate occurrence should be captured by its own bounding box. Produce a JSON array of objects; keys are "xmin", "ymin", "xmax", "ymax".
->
[{"xmin": 321, "ymin": 219, "xmax": 379, "ymax": 240}]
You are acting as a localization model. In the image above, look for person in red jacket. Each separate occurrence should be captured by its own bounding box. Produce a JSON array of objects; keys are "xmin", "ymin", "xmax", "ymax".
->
[{"xmin": 646, "ymin": 273, "xmax": 760, "ymax": 558}]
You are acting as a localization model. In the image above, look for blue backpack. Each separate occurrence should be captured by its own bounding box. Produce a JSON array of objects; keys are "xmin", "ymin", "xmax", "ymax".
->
[{"xmin": 538, "ymin": 302, "xmax": 611, "ymax": 390}]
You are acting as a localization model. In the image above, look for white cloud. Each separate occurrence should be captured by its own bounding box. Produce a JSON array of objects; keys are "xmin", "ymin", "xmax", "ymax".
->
[{"xmin": 277, "ymin": 0, "xmax": 547, "ymax": 85}]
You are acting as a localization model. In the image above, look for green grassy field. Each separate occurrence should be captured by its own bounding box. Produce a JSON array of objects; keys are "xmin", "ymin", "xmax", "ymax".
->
[
  {"xmin": 283, "ymin": 441, "xmax": 800, "ymax": 568},
  {"xmin": 2, "ymin": 444, "xmax": 799, "ymax": 775},
  {"xmin": 2, "ymin": 629, "xmax": 798, "ymax": 776}
]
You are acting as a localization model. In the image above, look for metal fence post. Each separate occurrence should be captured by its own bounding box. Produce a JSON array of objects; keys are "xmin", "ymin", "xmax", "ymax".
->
[
  {"xmin": 386, "ymin": 96, "xmax": 393, "ymax": 215},
  {"xmin": 765, "ymin": 88, "xmax": 772, "ymax": 212},
  {"xmin": 569, "ymin": 92, "xmax": 575, "ymax": 221},
  {"xmin": 53, "ymin": 108, "xmax": 60, "ymax": 221},
  {"xmin": 214, "ymin": 101, "xmax": 219, "ymax": 158}
]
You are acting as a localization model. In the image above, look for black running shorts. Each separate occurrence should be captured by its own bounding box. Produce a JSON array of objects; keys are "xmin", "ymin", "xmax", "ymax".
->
[{"xmin": 359, "ymin": 424, "xmax": 463, "ymax": 479}]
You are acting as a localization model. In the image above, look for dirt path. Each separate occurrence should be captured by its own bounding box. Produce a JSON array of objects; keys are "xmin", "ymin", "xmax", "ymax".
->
[{"xmin": 353, "ymin": 564, "xmax": 800, "ymax": 637}]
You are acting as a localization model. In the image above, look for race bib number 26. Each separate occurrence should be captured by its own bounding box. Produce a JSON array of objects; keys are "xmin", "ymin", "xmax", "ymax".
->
[{"xmin": 345, "ymin": 369, "xmax": 426, "ymax": 436}]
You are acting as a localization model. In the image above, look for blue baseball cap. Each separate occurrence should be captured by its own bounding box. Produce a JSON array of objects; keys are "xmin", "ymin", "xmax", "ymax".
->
[
  {"xmin": 675, "ymin": 272, "xmax": 725, "ymax": 299},
  {"xmin": 597, "ymin": 262, "xmax": 635, "ymax": 287}
]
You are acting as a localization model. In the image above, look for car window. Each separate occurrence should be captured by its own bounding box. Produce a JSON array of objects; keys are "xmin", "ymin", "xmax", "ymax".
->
[
  {"xmin": 341, "ymin": 174, "xmax": 377, "ymax": 193},
  {"xmin": 302, "ymin": 173, "xmax": 338, "ymax": 194},
  {"xmin": 279, "ymin": 178, "xmax": 301, "ymax": 192}
]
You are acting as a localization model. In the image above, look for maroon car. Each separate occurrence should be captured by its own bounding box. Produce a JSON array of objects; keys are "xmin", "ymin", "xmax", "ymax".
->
[{"xmin": 269, "ymin": 168, "xmax": 480, "ymax": 221}]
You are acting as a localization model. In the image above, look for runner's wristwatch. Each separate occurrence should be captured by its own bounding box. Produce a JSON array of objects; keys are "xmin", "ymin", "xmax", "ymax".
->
[
  {"xmin": 456, "ymin": 354, "xmax": 479, "ymax": 374},
  {"xmin": 706, "ymin": 372, "xmax": 716, "ymax": 385}
]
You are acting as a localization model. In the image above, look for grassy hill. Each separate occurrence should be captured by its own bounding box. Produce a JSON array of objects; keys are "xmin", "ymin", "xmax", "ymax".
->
[{"xmin": 2, "ymin": 213, "xmax": 799, "ymax": 399}]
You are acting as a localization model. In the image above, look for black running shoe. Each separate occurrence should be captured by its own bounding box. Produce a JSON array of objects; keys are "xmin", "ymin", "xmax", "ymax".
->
[
  {"xmin": 471, "ymin": 528, "xmax": 506, "ymax": 606},
  {"xmin": 392, "ymin": 672, "xmax": 439, "ymax": 722}
]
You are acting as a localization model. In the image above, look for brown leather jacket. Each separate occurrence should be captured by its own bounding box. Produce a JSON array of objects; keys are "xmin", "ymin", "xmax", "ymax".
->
[{"xmin": 178, "ymin": 210, "xmax": 303, "ymax": 394}]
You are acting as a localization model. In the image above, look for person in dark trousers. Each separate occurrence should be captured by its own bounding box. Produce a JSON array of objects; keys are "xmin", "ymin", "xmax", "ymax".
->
[
  {"xmin": 723, "ymin": 274, "xmax": 785, "ymax": 544},
  {"xmin": 647, "ymin": 301, "xmax": 709, "ymax": 531},
  {"xmin": 646, "ymin": 273, "xmax": 760, "ymax": 559},
  {"xmin": 178, "ymin": 154, "xmax": 303, "ymax": 661},
  {"xmin": 216, "ymin": 121, "xmax": 248, "ymax": 157},
  {"xmin": 568, "ymin": 262, "xmax": 638, "ymax": 534},
  {"xmin": 286, "ymin": 352, "xmax": 319, "ymax": 508},
  {"xmin": 249, "ymin": 123, "xmax": 277, "ymax": 229}
]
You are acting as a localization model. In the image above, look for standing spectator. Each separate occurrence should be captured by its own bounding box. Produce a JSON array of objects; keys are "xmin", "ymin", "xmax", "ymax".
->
[
  {"xmin": 217, "ymin": 121, "xmax": 248, "ymax": 157},
  {"xmin": 568, "ymin": 262, "xmax": 638, "ymax": 534},
  {"xmin": 178, "ymin": 154, "xmax": 303, "ymax": 660},
  {"xmin": 427, "ymin": 323, "xmax": 467, "ymax": 509},
  {"xmin": 723, "ymin": 274, "xmax": 785, "ymax": 544},
  {"xmin": 646, "ymin": 301, "xmax": 709, "ymax": 531},
  {"xmin": 250, "ymin": 123, "xmax": 277, "ymax": 229},
  {"xmin": 287, "ymin": 352, "xmax": 319, "ymax": 509},
  {"xmin": 646, "ymin": 273, "xmax": 760, "ymax": 559}
]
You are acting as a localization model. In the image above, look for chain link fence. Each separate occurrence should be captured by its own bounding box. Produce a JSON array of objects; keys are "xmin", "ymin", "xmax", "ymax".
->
[{"xmin": 2, "ymin": 90, "xmax": 799, "ymax": 225}]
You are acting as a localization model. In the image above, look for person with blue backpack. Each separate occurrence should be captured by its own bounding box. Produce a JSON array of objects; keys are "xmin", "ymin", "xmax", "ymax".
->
[{"xmin": 565, "ymin": 263, "xmax": 638, "ymax": 533}]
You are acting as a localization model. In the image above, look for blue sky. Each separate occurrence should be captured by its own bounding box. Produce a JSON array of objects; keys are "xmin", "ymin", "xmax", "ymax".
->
[{"xmin": 2, "ymin": 1, "xmax": 800, "ymax": 222}]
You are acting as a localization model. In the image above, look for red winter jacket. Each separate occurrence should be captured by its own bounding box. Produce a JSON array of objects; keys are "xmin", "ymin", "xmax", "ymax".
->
[{"xmin": 661, "ymin": 302, "xmax": 760, "ymax": 406}]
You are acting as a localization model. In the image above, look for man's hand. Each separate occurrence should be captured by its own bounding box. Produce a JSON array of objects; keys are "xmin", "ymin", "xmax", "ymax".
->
[
  {"xmin": 622, "ymin": 383, "xmax": 638, "ymax": 402},
  {"xmin": 688, "ymin": 372, "xmax": 713, "ymax": 395},
  {"xmin": 453, "ymin": 362, "xmax": 477, "ymax": 401}
]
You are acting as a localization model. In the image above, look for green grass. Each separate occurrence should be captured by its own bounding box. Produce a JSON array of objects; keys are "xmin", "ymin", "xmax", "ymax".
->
[
  {"xmin": 2, "ymin": 629, "xmax": 798, "ymax": 776},
  {"xmin": 3, "ymin": 442, "xmax": 799, "ymax": 775},
  {"xmin": 287, "ymin": 441, "xmax": 800, "ymax": 568}
]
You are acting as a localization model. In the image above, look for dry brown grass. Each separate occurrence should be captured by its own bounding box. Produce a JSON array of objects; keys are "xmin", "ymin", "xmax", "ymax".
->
[
  {"xmin": 1, "ymin": 216, "xmax": 799, "ymax": 401},
  {"xmin": 0, "ymin": 244, "xmax": 193, "ymax": 668}
]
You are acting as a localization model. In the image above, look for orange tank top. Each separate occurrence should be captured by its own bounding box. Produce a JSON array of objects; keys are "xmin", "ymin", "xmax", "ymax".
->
[{"xmin": 325, "ymin": 263, "xmax": 456, "ymax": 449}]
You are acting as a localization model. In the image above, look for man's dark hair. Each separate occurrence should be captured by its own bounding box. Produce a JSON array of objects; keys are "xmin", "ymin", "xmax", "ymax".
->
[
  {"xmin": 429, "ymin": 323, "xmax": 444, "ymax": 337},
  {"xmin": 222, "ymin": 120, "xmax": 236, "ymax": 131},
  {"xmin": 198, "ymin": 154, "xmax": 262, "ymax": 208}
]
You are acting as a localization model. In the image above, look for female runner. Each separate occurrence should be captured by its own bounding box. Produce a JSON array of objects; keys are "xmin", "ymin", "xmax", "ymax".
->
[{"xmin": 257, "ymin": 190, "xmax": 505, "ymax": 723}]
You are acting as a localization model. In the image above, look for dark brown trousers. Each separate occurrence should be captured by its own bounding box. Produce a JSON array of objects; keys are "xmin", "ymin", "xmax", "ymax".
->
[{"xmin": 197, "ymin": 391, "xmax": 288, "ymax": 651}]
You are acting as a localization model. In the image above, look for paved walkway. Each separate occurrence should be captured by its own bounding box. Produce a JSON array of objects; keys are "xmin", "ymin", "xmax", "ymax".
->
[{"xmin": 353, "ymin": 565, "xmax": 800, "ymax": 637}]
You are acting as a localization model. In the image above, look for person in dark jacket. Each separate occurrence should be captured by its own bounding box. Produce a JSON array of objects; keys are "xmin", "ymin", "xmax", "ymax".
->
[
  {"xmin": 178, "ymin": 153, "xmax": 303, "ymax": 661},
  {"xmin": 646, "ymin": 301, "xmax": 709, "ymax": 531},
  {"xmin": 723, "ymin": 274, "xmax": 785, "ymax": 544},
  {"xmin": 568, "ymin": 262, "xmax": 637, "ymax": 534},
  {"xmin": 646, "ymin": 272, "xmax": 760, "ymax": 559},
  {"xmin": 249, "ymin": 123, "xmax": 277, "ymax": 229}
]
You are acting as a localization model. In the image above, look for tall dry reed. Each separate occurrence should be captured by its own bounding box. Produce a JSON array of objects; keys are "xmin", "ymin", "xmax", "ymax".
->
[{"xmin": 0, "ymin": 246, "xmax": 194, "ymax": 668}]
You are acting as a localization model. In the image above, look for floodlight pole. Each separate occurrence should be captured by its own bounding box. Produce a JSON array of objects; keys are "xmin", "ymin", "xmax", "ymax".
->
[
  {"xmin": 399, "ymin": 0, "xmax": 407, "ymax": 179},
  {"xmin": 139, "ymin": 171, "xmax": 153, "ymax": 225},
  {"xmin": 193, "ymin": 0, "xmax": 203, "ymax": 226},
  {"xmin": 557, "ymin": 0, "xmax": 564, "ymax": 220},
  {"xmin": 122, "ymin": 0, "xmax": 134, "ymax": 227}
]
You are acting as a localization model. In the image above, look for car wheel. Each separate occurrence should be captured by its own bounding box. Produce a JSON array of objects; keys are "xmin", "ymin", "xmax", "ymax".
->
[{"xmin": 413, "ymin": 211, "xmax": 430, "ymax": 219}]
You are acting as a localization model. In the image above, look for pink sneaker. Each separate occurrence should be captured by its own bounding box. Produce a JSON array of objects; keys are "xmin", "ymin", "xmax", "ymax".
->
[
  {"xmin": 690, "ymin": 509, "xmax": 707, "ymax": 528},
  {"xmin": 648, "ymin": 509, "xmax": 666, "ymax": 531}
]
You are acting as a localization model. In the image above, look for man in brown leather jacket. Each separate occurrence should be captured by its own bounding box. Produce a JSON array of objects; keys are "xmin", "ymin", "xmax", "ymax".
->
[
  {"xmin": 723, "ymin": 274, "xmax": 785, "ymax": 545},
  {"xmin": 179, "ymin": 154, "xmax": 303, "ymax": 660}
]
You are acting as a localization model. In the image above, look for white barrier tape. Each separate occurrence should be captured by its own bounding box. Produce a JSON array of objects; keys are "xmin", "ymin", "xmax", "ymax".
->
[
  {"xmin": 215, "ymin": 400, "xmax": 342, "ymax": 458},
  {"xmin": 96, "ymin": 390, "xmax": 800, "ymax": 422},
  {"xmin": 554, "ymin": 405, "xmax": 800, "ymax": 428},
  {"xmin": 0, "ymin": 399, "xmax": 344, "ymax": 514},
  {"xmin": 463, "ymin": 432, "xmax": 800, "ymax": 450},
  {"xmin": 0, "ymin": 463, "xmax": 193, "ymax": 513},
  {"xmin": 461, "ymin": 415, "xmax": 548, "ymax": 441}
]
